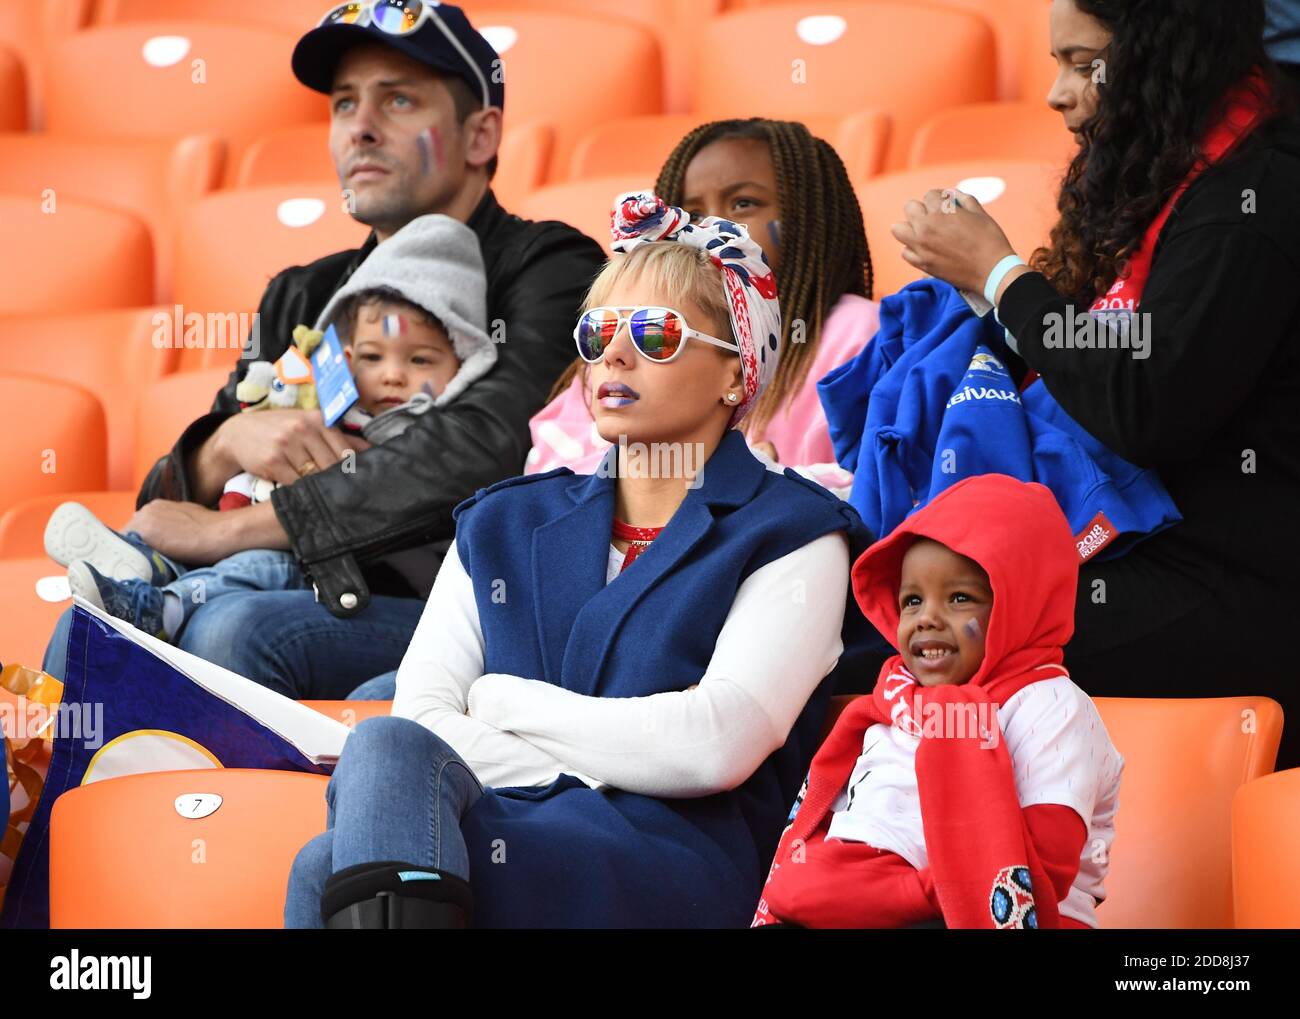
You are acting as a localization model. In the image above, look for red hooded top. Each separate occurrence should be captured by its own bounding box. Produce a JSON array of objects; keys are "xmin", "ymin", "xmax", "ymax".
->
[
  {"xmin": 853, "ymin": 472, "xmax": 1078, "ymax": 696},
  {"xmin": 754, "ymin": 474, "xmax": 1089, "ymax": 929}
]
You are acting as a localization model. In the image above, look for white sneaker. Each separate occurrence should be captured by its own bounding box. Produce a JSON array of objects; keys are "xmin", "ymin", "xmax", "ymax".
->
[{"xmin": 44, "ymin": 502, "xmax": 154, "ymax": 583}]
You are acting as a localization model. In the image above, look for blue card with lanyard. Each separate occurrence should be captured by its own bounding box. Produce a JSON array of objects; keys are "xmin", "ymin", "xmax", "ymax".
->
[{"xmin": 312, "ymin": 324, "xmax": 360, "ymax": 428}]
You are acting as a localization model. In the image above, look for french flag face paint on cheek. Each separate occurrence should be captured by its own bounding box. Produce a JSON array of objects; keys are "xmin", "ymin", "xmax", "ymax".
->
[
  {"xmin": 382, "ymin": 314, "xmax": 407, "ymax": 338},
  {"xmin": 416, "ymin": 127, "xmax": 444, "ymax": 176},
  {"xmin": 963, "ymin": 618, "xmax": 983, "ymax": 640},
  {"xmin": 768, "ymin": 220, "xmax": 782, "ymax": 249}
]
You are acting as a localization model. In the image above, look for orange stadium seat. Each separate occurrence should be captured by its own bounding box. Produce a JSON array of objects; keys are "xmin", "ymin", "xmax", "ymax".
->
[
  {"xmin": 856, "ymin": 159, "xmax": 1062, "ymax": 299},
  {"xmin": 0, "ymin": 557, "xmax": 78, "ymax": 669},
  {"xmin": 132, "ymin": 368, "xmax": 234, "ymax": 487},
  {"xmin": 0, "ymin": 0, "xmax": 93, "ymax": 128},
  {"xmin": 908, "ymin": 102, "xmax": 1077, "ymax": 170},
  {"xmin": 0, "ymin": 491, "xmax": 137, "ymax": 561},
  {"xmin": 94, "ymin": 0, "xmax": 329, "ymax": 33},
  {"xmin": 172, "ymin": 184, "xmax": 370, "ymax": 325},
  {"xmin": 464, "ymin": 0, "xmax": 722, "ymax": 114},
  {"xmin": 459, "ymin": 9, "xmax": 662, "ymax": 179},
  {"xmin": 695, "ymin": 2, "xmax": 997, "ymax": 170},
  {"xmin": 923, "ymin": 0, "xmax": 1049, "ymax": 100},
  {"xmin": 49, "ymin": 769, "xmax": 330, "ymax": 928},
  {"xmin": 566, "ymin": 110, "xmax": 890, "ymax": 182},
  {"xmin": 0, "ymin": 196, "xmax": 154, "ymax": 316},
  {"xmin": 0, "ymin": 374, "xmax": 107, "ymax": 520},
  {"xmin": 1019, "ymin": 0, "xmax": 1057, "ymax": 106},
  {"xmin": 0, "ymin": 307, "xmax": 179, "ymax": 490},
  {"xmin": 302, "ymin": 700, "xmax": 393, "ymax": 727},
  {"xmin": 1232, "ymin": 768, "xmax": 1300, "ymax": 928},
  {"xmin": 0, "ymin": 135, "xmax": 224, "ymax": 302},
  {"xmin": 822, "ymin": 695, "xmax": 1284, "ymax": 929},
  {"xmin": 0, "ymin": 42, "xmax": 26, "ymax": 131},
  {"xmin": 236, "ymin": 119, "xmax": 553, "ymax": 210},
  {"xmin": 42, "ymin": 21, "xmax": 327, "ymax": 182},
  {"xmin": 515, "ymin": 175, "xmax": 657, "ymax": 252},
  {"xmin": 1095, "ymin": 696, "xmax": 1283, "ymax": 929}
]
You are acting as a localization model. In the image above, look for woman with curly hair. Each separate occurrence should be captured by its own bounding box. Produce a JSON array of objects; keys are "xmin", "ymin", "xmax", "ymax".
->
[{"xmin": 891, "ymin": 0, "xmax": 1300, "ymax": 766}]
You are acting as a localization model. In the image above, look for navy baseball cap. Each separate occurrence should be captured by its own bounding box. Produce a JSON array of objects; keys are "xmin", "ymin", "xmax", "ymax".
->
[{"xmin": 292, "ymin": 1, "xmax": 504, "ymax": 110}]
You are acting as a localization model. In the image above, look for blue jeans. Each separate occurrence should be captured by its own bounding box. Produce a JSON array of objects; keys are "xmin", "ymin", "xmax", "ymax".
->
[
  {"xmin": 347, "ymin": 670, "xmax": 398, "ymax": 700},
  {"xmin": 163, "ymin": 548, "xmax": 310, "ymax": 631},
  {"xmin": 284, "ymin": 716, "xmax": 484, "ymax": 928},
  {"xmin": 45, "ymin": 588, "xmax": 426, "ymax": 700}
]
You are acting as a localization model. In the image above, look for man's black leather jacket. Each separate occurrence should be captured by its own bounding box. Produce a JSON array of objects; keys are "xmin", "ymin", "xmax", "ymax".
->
[{"xmin": 138, "ymin": 189, "xmax": 604, "ymax": 617}]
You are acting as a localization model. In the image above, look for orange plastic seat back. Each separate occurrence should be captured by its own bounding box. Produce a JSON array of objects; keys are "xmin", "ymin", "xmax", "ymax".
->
[
  {"xmin": 0, "ymin": 135, "xmax": 224, "ymax": 301},
  {"xmin": 236, "ymin": 120, "xmax": 552, "ymax": 211},
  {"xmin": 467, "ymin": 0, "xmax": 720, "ymax": 115},
  {"xmin": 0, "ymin": 557, "xmax": 80, "ymax": 669},
  {"xmin": 132, "ymin": 368, "xmax": 233, "ymax": 487},
  {"xmin": 696, "ymin": 2, "xmax": 996, "ymax": 170},
  {"xmin": 1093, "ymin": 696, "xmax": 1282, "ymax": 929},
  {"xmin": 515, "ymin": 175, "xmax": 657, "ymax": 252},
  {"xmin": 0, "ymin": 42, "xmax": 25, "ymax": 130},
  {"xmin": 0, "ymin": 375, "xmax": 107, "ymax": 519},
  {"xmin": 1019, "ymin": 0, "xmax": 1057, "ymax": 107},
  {"xmin": 908, "ymin": 102, "xmax": 1077, "ymax": 170},
  {"xmin": 1232, "ymin": 767, "xmax": 1300, "ymax": 927},
  {"xmin": 50, "ymin": 769, "xmax": 329, "ymax": 928},
  {"xmin": 172, "ymin": 184, "xmax": 371, "ymax": 325},
  {"xmin": 856, "ymin": 160, "xmax": 1062, "ymax": 299},
  {"xmin": 43, "ymin": 22, "xmax": 327, "ymax": 179},
  {"xmin": 0, "ymin": 491, "xmax": 138, "ymax": 560},
  {"xmin": 0, "ymin": 307, "xmax": 179, "ymax": 489},
  {"xmin": 302, "ymin": 700, "xmax": 394, "ymax": 727},
  {"xmin": 1, "ymin": 196, "xmax": 153, "ymax": 315},
  {"xmin": 0, "ymin": 0, "xmax": 93, "ymax": 127},
  {"xmin": 95, "ymin": 0, "xmax": 327, "ymax": 32},
  {"xmin": 565, "ymin": 112, "xmax": 888, "ymax": 184},
  {"xmin": 466, "ymin": 10, "xmax": 662, "ymax": 179}
]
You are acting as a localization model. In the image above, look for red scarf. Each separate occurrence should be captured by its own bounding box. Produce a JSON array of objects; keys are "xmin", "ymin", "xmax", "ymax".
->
[
  {"xmin": 755, "ymin": 475, "xmax": 1082, "ymax": 929},
  {"xmin": 1089, "ymin": 69, "xmax": 1272, "ymax": 315},
  {"xmin": 612, "ymin": 518, "xmax": 663, "ymax": 571}
]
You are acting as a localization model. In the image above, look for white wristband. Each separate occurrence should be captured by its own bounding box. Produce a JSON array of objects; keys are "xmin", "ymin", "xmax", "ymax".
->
[{"xmin": 983, "ymin": 255, "xmax": 1027, "ymax": 307}]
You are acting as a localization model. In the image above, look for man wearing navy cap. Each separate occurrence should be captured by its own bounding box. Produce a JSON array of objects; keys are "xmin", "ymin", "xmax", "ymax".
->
[{"xmin": 44, "ymin": 2, "xmax": 605, "ymax": 697}]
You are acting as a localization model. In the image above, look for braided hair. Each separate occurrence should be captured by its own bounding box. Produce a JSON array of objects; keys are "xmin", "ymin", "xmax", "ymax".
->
[{"xmin": 547, "ymin": 118, "xmax": 872, "ymax": 441}]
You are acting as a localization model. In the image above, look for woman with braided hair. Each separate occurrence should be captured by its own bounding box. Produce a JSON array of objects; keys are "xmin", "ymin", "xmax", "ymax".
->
[{"xmin": 526, "ymin": 118, "xmax": 878, "ymax": 496}]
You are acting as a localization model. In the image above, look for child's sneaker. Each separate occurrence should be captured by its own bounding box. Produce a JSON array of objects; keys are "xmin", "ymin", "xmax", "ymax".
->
[
  {"xmin": 67, "ymin": 561, "xmax": 169, "ymax": 640},
  {"xmin": 44, "ymin": 502, "xmax": 176, "ymax": 585}
]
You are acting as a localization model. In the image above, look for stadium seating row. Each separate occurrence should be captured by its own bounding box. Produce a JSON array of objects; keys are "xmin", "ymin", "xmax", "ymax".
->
[{"xmin": 32, "ymin": 694, "xmax": 1295, "ymax": 929}]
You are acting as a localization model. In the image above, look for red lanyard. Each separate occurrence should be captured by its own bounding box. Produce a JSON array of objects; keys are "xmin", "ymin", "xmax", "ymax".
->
[{"xmin": 612, "ymin": 518, "xmax": 665, "ymax": 571}]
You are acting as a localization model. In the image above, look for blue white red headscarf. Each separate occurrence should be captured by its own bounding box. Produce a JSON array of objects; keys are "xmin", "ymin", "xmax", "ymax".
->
[{"xmin": 610, "ymin": 191, "xmax": 781, "ymax": 426}]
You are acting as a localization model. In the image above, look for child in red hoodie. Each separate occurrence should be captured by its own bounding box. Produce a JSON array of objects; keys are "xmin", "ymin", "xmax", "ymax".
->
[{"xmin": 753, "ymin": 474, "xmax": 1123, "ymax": 929}]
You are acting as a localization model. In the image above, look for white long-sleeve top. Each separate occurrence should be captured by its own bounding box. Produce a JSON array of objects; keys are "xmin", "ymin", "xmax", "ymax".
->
[{"xmin": 391, "ymin": 530, "xmax": 851, "ymax": 798}]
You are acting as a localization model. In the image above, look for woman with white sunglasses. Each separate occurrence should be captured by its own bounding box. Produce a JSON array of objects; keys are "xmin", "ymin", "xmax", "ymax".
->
[{"xmin": 284, "ymin": 192, "xmax": 873, "ymax": 928}]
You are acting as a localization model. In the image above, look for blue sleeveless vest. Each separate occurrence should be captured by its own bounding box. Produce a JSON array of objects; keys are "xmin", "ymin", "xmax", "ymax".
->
[{"xmin": 453, "ymin": 429, "xmax": 873, "ymax": 927}]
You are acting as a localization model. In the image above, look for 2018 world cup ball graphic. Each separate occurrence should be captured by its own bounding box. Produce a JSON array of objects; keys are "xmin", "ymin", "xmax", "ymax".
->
[{"xmin": 989, "ymin": 865, "xmax": 1038, "ymax": 929}]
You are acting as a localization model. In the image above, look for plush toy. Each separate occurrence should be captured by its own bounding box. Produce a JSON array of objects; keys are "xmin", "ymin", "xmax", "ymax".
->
[
  {"xmin": 220, "ymin": 325, "xmax": 324, "ymax": 510},
  {"xmin": 235, "ymin": 325, "xmax": 323, "ymax": 412}
]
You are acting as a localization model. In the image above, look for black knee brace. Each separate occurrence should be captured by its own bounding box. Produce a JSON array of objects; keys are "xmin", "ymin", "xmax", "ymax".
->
[{"xmin": 321, "ymin": 861, "xmax": 474, "ymax": 929}]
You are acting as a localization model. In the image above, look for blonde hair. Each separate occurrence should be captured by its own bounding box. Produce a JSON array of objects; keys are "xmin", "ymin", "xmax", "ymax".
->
[
  {"xmin": 547, "ymin": 243, "xmax": 735, "ymax": 402},
  {"xmin": 584, "ymin": 243, "xmax": 734, "ymax": 343}
]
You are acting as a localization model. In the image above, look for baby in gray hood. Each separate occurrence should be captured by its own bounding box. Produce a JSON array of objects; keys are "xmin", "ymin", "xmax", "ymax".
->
[{"xmin": 48, "ymin": 215, "xmax": 496, "ymax": 644}]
